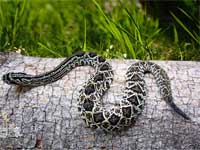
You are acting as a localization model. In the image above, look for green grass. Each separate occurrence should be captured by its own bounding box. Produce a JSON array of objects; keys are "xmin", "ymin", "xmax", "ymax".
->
[{"xmin": 0, "ymin": 0, "xmax": 199, "ymax": 60}]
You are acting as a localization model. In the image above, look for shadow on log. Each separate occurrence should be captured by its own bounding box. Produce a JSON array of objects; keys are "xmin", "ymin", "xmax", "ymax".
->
[{"xmin": 0, "ymin": 53, "xmax": 199, "ymax": 149}]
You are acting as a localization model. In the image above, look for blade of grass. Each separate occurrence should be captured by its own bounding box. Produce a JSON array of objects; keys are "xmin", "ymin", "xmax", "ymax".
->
[
  {"xmin": 122, "ymin": 31, "xmax": 136, "ymax": 58},
  {"xmin": 124, "ymin": 7, "xmax": 144, "ymax": 52},
  {"xmin": 12, "ymin": 2, "xmax": 20, "ymax": 47},
  {"xmin": 19, "ymin": 0, "xmax": 27, "ymax": 17},
  {"xmin": 92, "ymin": 0, "xmax": 108, "ymax": 21},
  {"xmin": 124, "ymin": 8, "xmax": 140, "ymax": 33},
  {"xmin": 170, "ymin": 11, "xmax": 199, "ymax": 45},
  {"xmin": 38, "ymin": 42, "xmax": 62, "ymax": 57},
  {"xmin": 111, "ymin": 20, "xmax": 137, "ymax": 41},
  {"xmin": 178, "ymin": 7, "xmax": 193, "ymax": 21},
  {"xmin": 179, "ymin": 47, "xmax": 183, "ymax": 61},
  {"xmin": 0, "ymin": 1, "xmax": 4, "ymax": 28},
  {"xmin": 92, "ymin": 0, "xmax": 126, "ymax": 53},
  {"xmin": 83, "ymin": 18, "xmax": 87, "ymax": 51},
  {"xmin": 92, "ymin": 0, "xmax": 122, "ymax": 41},
  {"xmin": 178, "ymin": 7, "xmax": 200, "ymax": 29},
  {"xmin": 146, "ymin": 28, "xmax": 161, "ymax": 47},
  {"xmin": 173, "ymin": 25, "xmax": 179, "ymax": 44}
]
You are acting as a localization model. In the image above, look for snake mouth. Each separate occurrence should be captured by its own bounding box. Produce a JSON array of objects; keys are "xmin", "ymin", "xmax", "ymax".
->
[{"xmin": 2, "ymin": 73, "xmax": 9, "ymax": 82}]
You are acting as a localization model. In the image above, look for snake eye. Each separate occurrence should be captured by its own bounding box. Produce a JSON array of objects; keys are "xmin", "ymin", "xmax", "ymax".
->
[{"xmin": 13, "ymin": 72, "xmax": 28, "ymax": 77}]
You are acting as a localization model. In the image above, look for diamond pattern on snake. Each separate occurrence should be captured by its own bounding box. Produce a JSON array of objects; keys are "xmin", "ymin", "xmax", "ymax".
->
[{"xmin": 2, "ymin": 52, "xmax": 190, "ymax": 132}]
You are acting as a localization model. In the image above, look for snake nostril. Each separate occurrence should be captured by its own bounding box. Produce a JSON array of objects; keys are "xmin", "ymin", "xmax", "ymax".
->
[
  {"xmin": 2, "ymin": 74, "xmax": 10, "ymax": 84},
  {"xmin": 2, "ymin": 74, "xmax": 8, "ymax": 82},
  {"xmin": 2, "ymin": 75, "xmax": 5, "ymax": 81}
]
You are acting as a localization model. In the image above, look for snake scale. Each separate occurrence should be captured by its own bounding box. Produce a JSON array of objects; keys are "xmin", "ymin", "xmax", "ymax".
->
[{"xmin": 2, "ymin": 52, "xmax": 190, "ymax": 132}]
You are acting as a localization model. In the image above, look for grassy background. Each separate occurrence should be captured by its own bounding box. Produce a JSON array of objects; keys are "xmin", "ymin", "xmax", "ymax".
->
[{"xmin": 0, "ymin": 0, "xmax": 199, "ymax": 60}]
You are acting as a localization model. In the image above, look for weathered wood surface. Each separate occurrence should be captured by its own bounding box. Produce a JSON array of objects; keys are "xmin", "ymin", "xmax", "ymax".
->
[{"xmin": 0, "ymin": 52, "xmax": 199, "ymax": 150}]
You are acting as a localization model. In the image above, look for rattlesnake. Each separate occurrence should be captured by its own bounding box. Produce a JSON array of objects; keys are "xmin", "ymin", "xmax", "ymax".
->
[{"xmin": 2, "ymin": 52, "xmax": 190, "ymax": 132}]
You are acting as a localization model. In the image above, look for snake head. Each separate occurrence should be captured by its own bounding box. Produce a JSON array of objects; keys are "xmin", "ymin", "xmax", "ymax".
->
[{"xmin": 2, "ymin": 72, "xmax": 29, "ymax": 85}]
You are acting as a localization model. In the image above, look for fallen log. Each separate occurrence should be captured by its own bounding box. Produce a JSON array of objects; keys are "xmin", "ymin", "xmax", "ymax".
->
[{"xmin": 0, "ymin": 52, "xmax": 199, "ymax": 149}]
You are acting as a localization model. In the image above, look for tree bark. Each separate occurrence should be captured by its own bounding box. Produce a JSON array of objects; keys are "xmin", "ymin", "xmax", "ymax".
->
[{"xmin": 0, "ymin": 52, "xmax": 199, "ymax": 150}]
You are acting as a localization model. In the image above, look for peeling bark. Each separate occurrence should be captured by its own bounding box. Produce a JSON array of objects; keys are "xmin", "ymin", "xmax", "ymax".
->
[{"xmin": 0, "ymin": 53, "xmax": 199, "ymax": 149}]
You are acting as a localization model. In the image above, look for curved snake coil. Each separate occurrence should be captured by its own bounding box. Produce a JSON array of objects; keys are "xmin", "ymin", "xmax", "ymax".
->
[{"xmin": 2, "ymin": 52, "xmax": 190, "ymax": 132}]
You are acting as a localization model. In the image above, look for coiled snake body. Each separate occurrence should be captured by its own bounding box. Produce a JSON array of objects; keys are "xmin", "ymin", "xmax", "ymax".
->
[{"xmin": 2, "ymin": 52, "xmax": 190, "ymax": 132}]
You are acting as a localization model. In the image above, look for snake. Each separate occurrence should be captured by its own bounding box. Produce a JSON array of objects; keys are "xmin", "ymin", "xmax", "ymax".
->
[{"xmin": 2, "ymin": 52, "xmax": 190, "ymax": 132}]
